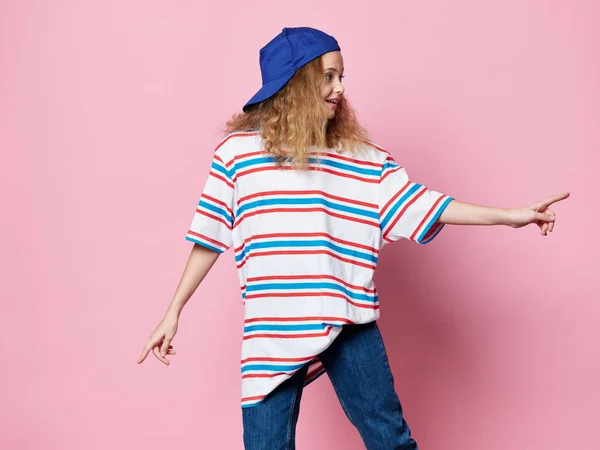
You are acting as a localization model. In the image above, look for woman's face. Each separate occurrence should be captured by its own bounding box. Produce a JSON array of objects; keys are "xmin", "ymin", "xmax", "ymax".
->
[{"xmin": 321, "ymin": 51, "xmax": 345, "ymax": 119}]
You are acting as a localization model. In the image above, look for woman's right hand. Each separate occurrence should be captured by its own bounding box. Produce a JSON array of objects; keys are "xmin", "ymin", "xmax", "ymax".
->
[{"xmin": 137, "ymin": 313, "xmax": 179, "ymax": 366}]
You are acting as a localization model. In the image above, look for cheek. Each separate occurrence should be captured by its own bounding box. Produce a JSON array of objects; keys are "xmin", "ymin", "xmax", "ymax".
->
[{"xmin": 321, "ymin": 83, "xmax": 331, "ymax": 98}]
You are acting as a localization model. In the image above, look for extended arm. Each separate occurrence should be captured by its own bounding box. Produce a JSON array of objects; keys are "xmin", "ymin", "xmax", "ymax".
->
[{"xmin": 438, "ymin": 192, "xmax": 570, "ymax": 235}]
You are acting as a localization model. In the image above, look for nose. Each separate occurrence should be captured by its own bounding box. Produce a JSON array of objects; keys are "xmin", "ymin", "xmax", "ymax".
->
[{"xmin": 334, "ymin": 80, "xmax": 344, "ymax": 95}]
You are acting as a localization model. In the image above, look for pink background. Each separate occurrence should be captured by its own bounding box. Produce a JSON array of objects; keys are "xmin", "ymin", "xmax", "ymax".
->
[{"xmin": 1, "ymin": 1, "xmax": 597, "ymax": 449}]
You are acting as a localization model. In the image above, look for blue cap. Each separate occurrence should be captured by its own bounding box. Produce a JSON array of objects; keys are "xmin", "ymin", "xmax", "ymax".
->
[{"xmin": 242, "ymin": 27, "xmax": 340, "ymax": 112}]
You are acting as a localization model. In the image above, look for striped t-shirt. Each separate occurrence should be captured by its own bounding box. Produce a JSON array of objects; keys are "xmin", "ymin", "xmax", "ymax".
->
[{"xmin": 186, "ymin": 131, "xmax": 453, "ymax": 408}]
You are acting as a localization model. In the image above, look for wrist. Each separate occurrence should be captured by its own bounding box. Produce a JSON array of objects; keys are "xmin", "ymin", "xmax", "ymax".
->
[
  {"xmin": 165, "ymin": 305, "xmax": 182, "ymax": 320},
  {"xmin": 501, "ymin": 208, "xmax": 518, "ymax": 227}
]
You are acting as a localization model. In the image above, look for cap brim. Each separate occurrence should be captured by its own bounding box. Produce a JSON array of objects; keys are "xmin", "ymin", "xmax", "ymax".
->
[{"xmin": 242, "ymin": 71, "xmax": 295, "ymax": 112}]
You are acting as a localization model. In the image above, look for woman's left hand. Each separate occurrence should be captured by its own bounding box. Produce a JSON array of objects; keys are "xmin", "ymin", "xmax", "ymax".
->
[{"xmin": 508, "ymin": 192, "xmax": 570, "ymax": 235}]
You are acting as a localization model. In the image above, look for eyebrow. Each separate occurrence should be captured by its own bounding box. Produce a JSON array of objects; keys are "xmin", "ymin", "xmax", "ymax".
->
[{"xmin": 324, "ymin": 68, "xmax": 345, "ymax": 72}]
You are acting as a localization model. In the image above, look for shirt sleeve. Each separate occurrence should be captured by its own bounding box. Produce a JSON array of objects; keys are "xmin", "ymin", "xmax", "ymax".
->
[
  {"xmin": 378, "ymin": 155, "xmax": 453, "ymax": 245},
  {"xmin": 185, "ymin": 149, "xmax": 235, "ymax": 253}
]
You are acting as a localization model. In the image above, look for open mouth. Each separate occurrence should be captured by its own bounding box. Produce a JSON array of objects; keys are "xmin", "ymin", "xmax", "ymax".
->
[{"xmin": 326, "ymin": 99, "xmax": 338, "ymax": 105}]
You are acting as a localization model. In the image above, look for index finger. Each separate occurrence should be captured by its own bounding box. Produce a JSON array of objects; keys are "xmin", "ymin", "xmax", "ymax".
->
[
  {"xmin": 137, "ymin": 345, "xmax": 152, "ymax": 364},
  {"xmin": 540, "ymin": 192, "xmax": 570, "ymax": 210}
]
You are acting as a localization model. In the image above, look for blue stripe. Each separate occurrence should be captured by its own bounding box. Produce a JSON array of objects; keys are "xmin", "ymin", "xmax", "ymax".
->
[
  {"xmin": 241, "ymin": 401, "xmax": 262, "ymax": 408},
  {"xmin": 242, "ymin": 363, "xmax": 306, "ymax": 373},
  {"xmin": 312, "ymin": 157, "xmax": 380, "ymax": 176},
  {"xmin": 381, "ymin": 159, "xmax": 399, "ymax": 173},
  {"xmin": 211, "ymin": 161, "xmax": 235, "ymax": 180},
  {"xmin": 198, "ymin": 200, "xmax": 232, "ymax": 224},
  {"xmin": 416, "ymin": 196, "xmax": 454, "ymax": 244},
  {"xmin": 380, "ymin": 184, "xmax": 423, "ymax": 229},
  {"xmin": 236, "ymin": 197, "xmax": 378, "ymax": 220},
  {"xmin": 235, "ymin": 156, "xmax": 277, "ymax": 171},
  {"xmin": 244, "ymin": 323, "xmax": 336, "ymax": 333},
  {"xmin": 246, "ymin": 282, "xmax": 376, "ymax": 302},
  {"xmin": 236, "ymin": 155, "xmax": 379, "ymax": 177},
  {"xmin": 185, "ymin": 236, "xmax": 225, "ymax": 253},
  {"xmin": 235, "ymin": 239, "xmax": 378, "ymax": 265}
]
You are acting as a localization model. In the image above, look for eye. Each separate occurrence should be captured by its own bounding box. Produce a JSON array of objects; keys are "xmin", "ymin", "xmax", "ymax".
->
[
  {"xmin": 339, "ymin": 75, "xmax": 345, "ymax": 82},
  {"xmin": 325, "ymin": 73, "xmax": 333, "ymax": 81}
]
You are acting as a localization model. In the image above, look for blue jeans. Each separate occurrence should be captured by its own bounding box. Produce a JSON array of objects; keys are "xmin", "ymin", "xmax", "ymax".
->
[{"xmin": 242, "ymin": 321, "xmax": 418, "ymax": 449}]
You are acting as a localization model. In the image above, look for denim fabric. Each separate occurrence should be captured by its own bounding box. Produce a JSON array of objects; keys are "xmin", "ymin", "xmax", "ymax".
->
[{"xmin": 242, "ymin": 321, "xmax": 417, "ymax": 449}]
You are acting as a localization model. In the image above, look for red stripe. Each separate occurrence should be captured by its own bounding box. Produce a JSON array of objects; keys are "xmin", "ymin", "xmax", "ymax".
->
[
  {"xmin": 236, "ymin": 249, "xmax": 376, "ymax": 270},
  {"xmin": 215, "ymin": 131, "xmax": 260, "ymax": 152},
  {"xmin": 195, "ymin": 208, "xmax": 232, "ymax": 230},
  {"xmin": 233, "ymin": 146, "xmax": 380, "ymax": 169},
  {"xmin": 234, "ymin": 207, "xmax": 379, "ymax": 228},
  {"xmin": 409, "ymin": 195, "xmax": 445, "ymax": 241},
  {"xmin": 242, "ymin": 372, "xmax": 289, "ymax": 379},
  {"xmin": 383, "ymin": 187, "xmax": 427, "ymax": 239},
  {"xmin": 234, "ymin": 232, "xmax": 378, "ymax": 255},
  {"xmin": 363, "ymin": 140, "xmax": 391, "ymax": 155},
  {"xmin": 242, "ymin": 356, "xmax": 314, "ymax": 364},
  {"xmin": 305, "ymin": 366, "xmax": 325, "ymax": 381},
  {"xmin": 307, "ymin": 358, "xmax": 322, "ymax": 368},
  {"xmin": 245, "ymin": 274, "xmax": 376, "ymax": 293},
  {"xmin": 237, "ymin": 165, "xmax": 379, "ymax": 184},
  {"xmin": 216, "ymin": 137, "xmax": 388, "ymax": 172},
  {"xmin": 422, "ymin": 222, "xmax": 442, "ymax": 242},
  {"xmin": 241, "ymin": 395, "xmax": 265, "ymax": 403},
  {"xmin": 245, "ymin": 316, "xmax": 356, "ymax": 324},
  {"xmin": 317, "ymin": 152, "xmax": 381, "ymax": 168},
  {"xmin": 244, "ymin": 291, "xmax": 379, "ymax": 310},
  {"xmin": 234, "ymin": 150, "xmax": 265, "ymax": 161},
  {"xmin": 201, "ymin": 193, "xmax": 233, "ymax": 216},
  {"xmin": 209, "ymin": 171, "xmax": 234, "ymax": 189},
  {"xmin": 187, "ymin": 230, "xmax": 227, "ymax": 249},
  {"xmin": 381, "ymin": 181, "xmax": 411, "ymax": 217},
  {"xmin": 380, "ymin": 165, "xmax": 403, "ymax": 183},
  {"xmin": 238, "ymin": 190, "xmax": 377, "ymax": 209}
]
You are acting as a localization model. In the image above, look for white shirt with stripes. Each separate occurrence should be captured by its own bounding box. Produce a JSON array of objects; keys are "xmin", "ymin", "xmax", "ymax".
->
[{"xmin": 186, "ymin": 131, "xmax": 453, "ymax": 408}]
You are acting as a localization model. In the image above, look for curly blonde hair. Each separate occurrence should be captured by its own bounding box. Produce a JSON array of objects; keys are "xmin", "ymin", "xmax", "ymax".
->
[{"xmin": 225, "ymin": 55, "xmax": 368, "ymax": 168}]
